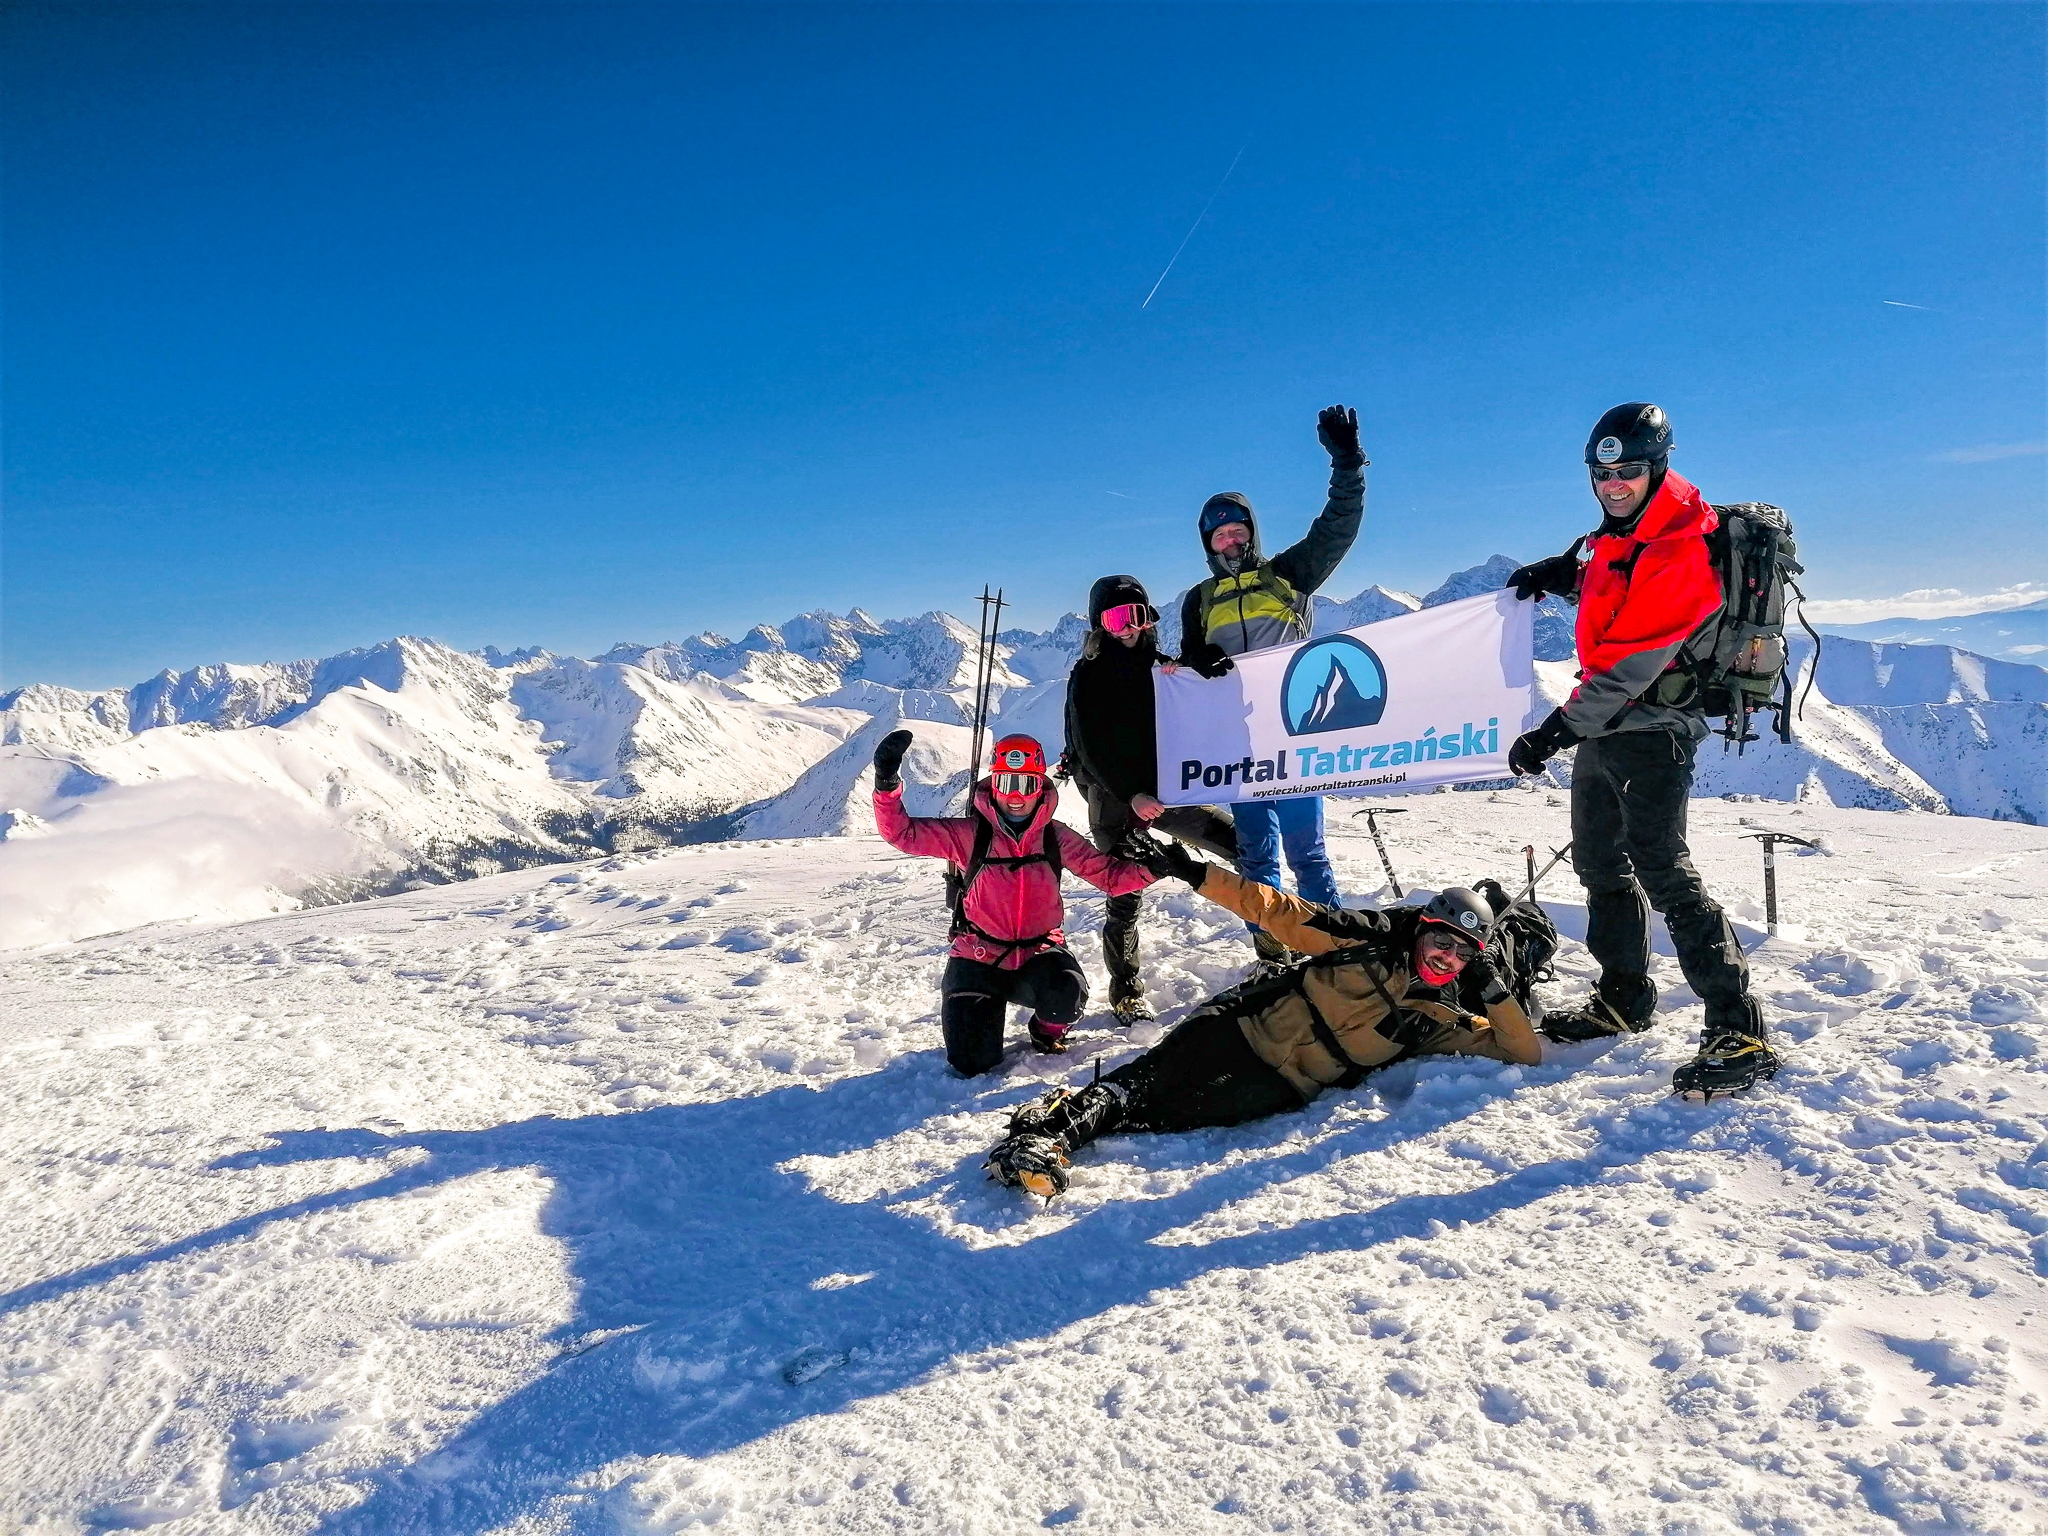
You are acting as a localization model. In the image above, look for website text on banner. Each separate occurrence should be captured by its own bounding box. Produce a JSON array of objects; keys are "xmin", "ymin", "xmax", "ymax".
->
[{"xmin": 1153, "ymin": 592, "xmax": 1537, "ymax": 806}]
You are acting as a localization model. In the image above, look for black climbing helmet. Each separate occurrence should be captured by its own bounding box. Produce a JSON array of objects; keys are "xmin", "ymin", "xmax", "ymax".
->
[
  {"xmin": 1585, "ymin": 402, "xmax": 1673, "ymax": 467},
  {"xmin": 1419, "ymin": 886, "xmax": 1494, "ymax": 946}
]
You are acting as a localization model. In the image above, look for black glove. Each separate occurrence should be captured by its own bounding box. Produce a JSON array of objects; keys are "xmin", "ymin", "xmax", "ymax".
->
[
  {"xmin": 1133, "ymin": 836, "xmax": 1208, "ymax": 890},
  {"xmin": 1465, "ymin": 953, "xmax": 1511, "ymax": 1007},
  {"xmin": 1185, "ymin": 652, "xmax": 1235, "ymax": 679},
  {"xmin": 1509, "ymin": 537, "xmax": 1585, "ymax": 602},
  {"xmin": 872, "ymin": 729, "xmax": 913, "ymax": 792},
  {"xmin": 1316, "ymin": 404, "xmax": 1366, "ymax": 470},
  {"xmin": 1507, "ymin": 708, "xmax": 1579, "ymax": 777}
]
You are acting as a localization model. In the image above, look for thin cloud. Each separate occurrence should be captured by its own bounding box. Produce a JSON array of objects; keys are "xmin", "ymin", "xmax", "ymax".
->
[
  {"xmin": 1882, "ymin": 299, "xmax": 1930, "ymax": 310},
  {"xmin": 1932, "ymin": 441, "xmax": 2046, "ymax": 464},
  {"xmin": 1800, "ymin": 582, "xmax": 2048, "ymax": 624}
]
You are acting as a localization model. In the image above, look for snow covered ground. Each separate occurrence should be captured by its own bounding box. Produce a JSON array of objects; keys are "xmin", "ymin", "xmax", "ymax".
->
[{"xmin": 3, "ymin": 793, "xmax": 2045, "ymax": 1534}]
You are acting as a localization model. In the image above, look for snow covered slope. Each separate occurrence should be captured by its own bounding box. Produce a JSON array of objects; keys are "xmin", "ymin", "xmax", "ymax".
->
[
  {"xmin": 1, "ymin": 798, "xmax": 2043, "ymax": 1533},
  {"xmin": 4, "ymin": 564, "xmax": 2043, "ymax": 951}
]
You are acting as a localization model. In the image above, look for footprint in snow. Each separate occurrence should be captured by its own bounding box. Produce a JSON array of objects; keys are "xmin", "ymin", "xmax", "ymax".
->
[{"xmin": 717, "ymin": 926, "xmax": 775, "ymax": 953}]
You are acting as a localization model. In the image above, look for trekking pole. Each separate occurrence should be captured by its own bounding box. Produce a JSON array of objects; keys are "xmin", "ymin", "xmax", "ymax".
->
[
  {"xmin": 964, "ymin": 586, "xmax": 1005, "ymax": 796},
  {"xmin": 1741, "ymin": 831, "xmax": 1818, "ymax": 936},
  {"xmin": 1484, "ymin": 841, "xmax": 1573, "ymax": 943},
  {"xmin": 978, "ymin": 586, "xmax": 1005, "ymax": 765},
  {"xmin": 1347, "ymin": 806, "xmax": 1408, "ymax": 897},
  {"xmin": 1524, "ymin": 845, "xmax": 1536, "ymax": 891}
]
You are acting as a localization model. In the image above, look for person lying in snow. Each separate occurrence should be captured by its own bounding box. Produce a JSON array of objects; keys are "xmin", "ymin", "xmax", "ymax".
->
[
  {"xmin": 985, "ymin": 840, "xmax": 1552, "ymax": 1198},
  {"xmin": 870, "ymin": 728, "xmax": 1158, "ymax": 1075}
]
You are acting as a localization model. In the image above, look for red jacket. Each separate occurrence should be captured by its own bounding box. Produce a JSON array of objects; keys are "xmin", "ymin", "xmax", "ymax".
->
[
  {"xmin": 1563, "ymin": 469, "xmax": 1724, "ymax": 738},
  {"xmin": 873, "ymin": 780, "xmax": 1156, "ymax": 968}
]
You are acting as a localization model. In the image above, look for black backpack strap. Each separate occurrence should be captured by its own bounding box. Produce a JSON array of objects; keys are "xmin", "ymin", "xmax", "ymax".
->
[
  {"xmin": 950, "ymin": 819, "xmax": 1063, "ymax": 952},
  {"xmin": 948, "ymin": 818, "xmax": 999, "ymax": 935},
  {"xmin": 1300, "ymin": 989, "xmax": 1369, "ymax": 1091}
]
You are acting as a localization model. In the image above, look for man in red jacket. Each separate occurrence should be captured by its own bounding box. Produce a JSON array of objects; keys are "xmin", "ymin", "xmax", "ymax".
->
[
  {"xmin": 870, "ymin": 728, "xmax": 1158, "ymax": 1075},
  {"xmin": 1505, "ymin": 403, "xmax": 1773, "ymax": 1098}
]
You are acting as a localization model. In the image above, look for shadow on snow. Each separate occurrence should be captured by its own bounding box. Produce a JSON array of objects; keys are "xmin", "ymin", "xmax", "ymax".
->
[{"xmin": 7, "ymin": 1044, "xmax": 1710, "ymax": 1533}]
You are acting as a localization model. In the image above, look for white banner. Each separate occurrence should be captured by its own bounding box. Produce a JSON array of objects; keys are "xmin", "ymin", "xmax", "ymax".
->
[{"xmin": 1154, "ymin": 591, "xmax": 1536, "ymax": 805}]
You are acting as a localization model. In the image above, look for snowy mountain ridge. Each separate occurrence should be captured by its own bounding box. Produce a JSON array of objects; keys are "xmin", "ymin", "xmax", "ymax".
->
[{"xmin": 2, "ymin": 561, "xmax": 2043, "ymax": 948}]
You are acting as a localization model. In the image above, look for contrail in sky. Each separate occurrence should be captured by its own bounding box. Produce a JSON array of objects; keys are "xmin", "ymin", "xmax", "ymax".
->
[
  {"xmin": 1141, "ymin": 145, "xmax": 1246, "ymax": 310},
  {"xmin": 1883, "ymin": 299, "xmax": 1930, "ymax": 309}
]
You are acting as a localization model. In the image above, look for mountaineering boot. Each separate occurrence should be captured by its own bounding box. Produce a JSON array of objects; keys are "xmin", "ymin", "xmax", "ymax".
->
[
  {"xmin": 1005, "ymin": 1085, "xmax": 1073, "ymax": 1139},
  {"xmin": 1539, "ymin": 972, "xmax": 1657, "ymax": 1043},
  {"xmin": 988, "ymin": 1083, "xmax": 1132, "ymax": 1200},
  {"xmin": 985, "ymin": 1134, "xmax": 1071, "ymax": 1198},
  {"xmin": 1112, "ymin": 995, "xmax": 1158, "ymax": 1027},
  {"xmin": 1672, "ymin": 1000, "xmax": 1779, "ymax": 1100},
  {"xmin": 1026, "ymin": 1015, "xmax": 1071, "ymax": 1054}
]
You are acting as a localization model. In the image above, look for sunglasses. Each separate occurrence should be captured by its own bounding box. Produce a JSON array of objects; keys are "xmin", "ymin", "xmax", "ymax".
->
[
  {"xmin": 991, "ymin": 772, "xmax": 1044, "ymax": 797},
  {"xmin": 1420, "ymin": 927, "xmax": 1482, "ymax": 962},
  {"xmin": 1100, "ymin": 601, "xmax": 1156, "ymax": 636},
  {"xmin": 1589, "ymin": 461, "xmax": 1653, "ymax": 483}
]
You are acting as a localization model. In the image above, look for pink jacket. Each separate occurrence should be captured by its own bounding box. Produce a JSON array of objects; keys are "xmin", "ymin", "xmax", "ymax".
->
[{"xmin": 873, "ymin": 781, "xmax": 1157, "ymax": 968}]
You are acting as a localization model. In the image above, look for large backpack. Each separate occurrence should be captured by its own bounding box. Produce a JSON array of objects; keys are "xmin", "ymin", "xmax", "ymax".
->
[
  {"xmin": 1651, "ymin": 502, "xmax": 1820, "ymax": 750},
  {"xmin": 1473, "ymin": 878, "xmax": 1560, "ymax": 1014}
]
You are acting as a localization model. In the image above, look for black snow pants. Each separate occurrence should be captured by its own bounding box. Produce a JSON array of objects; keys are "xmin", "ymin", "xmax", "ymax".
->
[
  {"xmin": 1569, "ymin": 728, "xmax": 1752, "ymax": 1034},
  {"xmin": 1084, "ymin": 785, "xmax": 1238, "ymax": 1007},
  {"xmin": 940, "ymin": 947, "xmax": 1089, "ymax": 1076},
  {"xmin": 1035, "ymin": 1004, "xmax": 1304, "ymax": 1155}
]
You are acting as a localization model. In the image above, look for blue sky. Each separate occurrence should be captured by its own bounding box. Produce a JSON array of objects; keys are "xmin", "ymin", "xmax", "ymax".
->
[{"xmin": 4, "ymin": 2, "xmax": 2042, "ymax": 688}]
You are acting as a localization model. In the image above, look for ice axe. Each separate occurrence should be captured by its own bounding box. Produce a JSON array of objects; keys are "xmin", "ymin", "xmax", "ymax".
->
[
  {"xmin": 1741, "ymin": 830, "xmax": 1819, "ymax": 936},
  {"xmin": 1348, "ymin": 806, "xmax": 1408, "ymax": 897}
]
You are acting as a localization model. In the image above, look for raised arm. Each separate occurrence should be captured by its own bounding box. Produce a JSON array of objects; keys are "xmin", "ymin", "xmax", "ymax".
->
[
  {"xmin": 1269, "ymin": 405, "xmax": 1366, "ymax": 596},
  {"xmin": 869, "ymin": 729, "xmax": 975, "ymax": 863}
]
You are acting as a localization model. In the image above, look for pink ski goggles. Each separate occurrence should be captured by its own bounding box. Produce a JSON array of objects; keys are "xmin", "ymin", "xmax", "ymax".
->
[{"xmin": 1100, "ymin": 601, "xmax": 1157, "ymax": 636}]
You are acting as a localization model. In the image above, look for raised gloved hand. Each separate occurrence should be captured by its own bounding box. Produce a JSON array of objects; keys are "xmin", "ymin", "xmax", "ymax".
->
[
  {"xmin": 1465, "ymin": 953, "xmax": 1512, "ymax": 1007},
  {"xmin": 1133, "ymin": 836, "xmax": 1209, "ymax": 890},
  {"xmin": 1509, "ymin": 537, "xmax": 1585, "ymax": 601},
  {"xmin": 1507, "ymin": 709, "xmax": 1579, "ymax": 777},
  {"xmin": 1185, "ymin": 651, "xmax": 1235, "ymax": 679},
  {"xmin": 872, "ymin": 729, "xmax": 914, "ymax": 792},
  {"xmin": 1316, "ymin": 404, "xmax": 1366, "ymax": 470}
]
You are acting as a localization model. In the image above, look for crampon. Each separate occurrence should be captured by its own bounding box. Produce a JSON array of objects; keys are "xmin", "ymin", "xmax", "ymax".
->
[
  {"xmin": 985, "ymin": 1132, "xmax": 1071, "ymax": 1200},
  {"xmin": 1671, "ymin": 1032, "xmax": 1781, "ymax": 1101}
]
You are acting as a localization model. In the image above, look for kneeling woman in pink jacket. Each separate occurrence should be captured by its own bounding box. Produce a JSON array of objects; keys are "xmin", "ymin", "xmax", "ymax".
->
[{"xmin": 871, "ymin": 728, "xmax": 1158, "ymax": 1075}]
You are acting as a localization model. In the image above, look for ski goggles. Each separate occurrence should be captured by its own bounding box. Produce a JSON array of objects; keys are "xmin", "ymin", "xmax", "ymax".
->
[
  {"xmin": 1588, "ymin": 461, "xmax": 1653, "ymax": 483},
  {"xmin": 1199, "ymin": 503, "xmax": 1252, "ymax": 536},
  {"xmin": 1419, "ymin": 924, "xmax": 1482, "ymax": 962},
  {"xmin": 1099, "ymin": 601, "xmax": 1157, "ymax": 636},
  {"xmin": 991, "ymin": 772, "xmax": 1044, "ymax": 797}
]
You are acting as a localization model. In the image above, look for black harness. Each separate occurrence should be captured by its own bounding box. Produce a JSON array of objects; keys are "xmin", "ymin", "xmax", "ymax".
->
[{"xmin": 947, "ymin": 816, "xmax": 1065, "ymax": 960}]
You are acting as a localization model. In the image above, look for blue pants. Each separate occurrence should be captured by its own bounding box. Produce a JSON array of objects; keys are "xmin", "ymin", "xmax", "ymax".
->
[{"xmin": 1232, "ymin": 797, "xmax": 1340, "ymax": 928}]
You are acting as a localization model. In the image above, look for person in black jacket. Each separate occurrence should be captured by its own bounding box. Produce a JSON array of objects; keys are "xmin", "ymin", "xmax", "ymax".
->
[{"xmin": 1062, "ymin": 574, "xmax": 1237, "ymax": 1024}]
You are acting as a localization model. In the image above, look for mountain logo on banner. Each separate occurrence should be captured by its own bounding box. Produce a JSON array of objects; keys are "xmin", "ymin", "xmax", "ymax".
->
[{"xmin": 1280, "ymin": 635, "xmax": 1388, "ymax": 736}]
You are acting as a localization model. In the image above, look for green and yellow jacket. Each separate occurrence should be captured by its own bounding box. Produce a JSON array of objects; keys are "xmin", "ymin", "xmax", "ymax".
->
[{"xmin": 1178, "ymin": 465, "xmax": 1365, "ymax": 670}]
